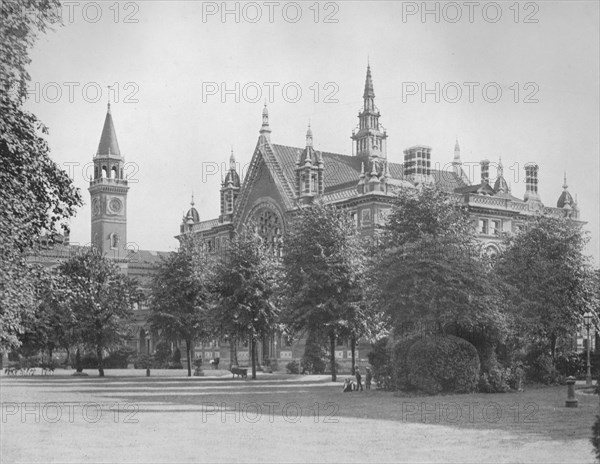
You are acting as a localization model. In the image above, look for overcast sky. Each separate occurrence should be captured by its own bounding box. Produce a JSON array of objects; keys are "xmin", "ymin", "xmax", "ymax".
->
[{"xmin": 24, "ymin": 1, "xmax": 599, "ymax": 263}]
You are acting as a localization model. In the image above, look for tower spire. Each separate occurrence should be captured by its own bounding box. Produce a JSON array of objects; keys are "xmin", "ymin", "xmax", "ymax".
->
[
  {"xmin": 563, "ymin": 171, "xmax": 568, "ymax": 190},
  {"xmin": 306, "ymin": 121, "xmax": 313, "ymax": 147},
  {"xmin": 259, "ymin": 102, "xmax": 271, "ymax": 141},
  {"xmin": 229, "ymin": 147, "xmax": 236, "ymax": 170},
  {"xmin": 454, "ymin": 138, "xmax": 461, "ymax": 162},
  {"xmin": 96, "ymin": 102, "xmax": 121, "ymax": 156},
  {"xmin": 351, "ymin": 64, "xmax": 387, "ymax": 161}
]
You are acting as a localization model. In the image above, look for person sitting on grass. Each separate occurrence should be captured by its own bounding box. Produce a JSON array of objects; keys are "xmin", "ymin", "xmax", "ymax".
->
[{"xmin": 343, "ymin": 378, "xmax": 354, "ymax": 393}]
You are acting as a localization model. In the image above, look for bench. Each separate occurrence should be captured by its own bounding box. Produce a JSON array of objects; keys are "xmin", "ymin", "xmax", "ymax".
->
[{"xmin": 231, "ymin": 367, "xmax": 248, "ymax": 379}]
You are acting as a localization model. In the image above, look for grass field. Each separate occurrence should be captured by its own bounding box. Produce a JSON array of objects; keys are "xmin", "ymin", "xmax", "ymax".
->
[{"xmin": 1, "ymin": 370, "xmax": 598, "ymax": 463}]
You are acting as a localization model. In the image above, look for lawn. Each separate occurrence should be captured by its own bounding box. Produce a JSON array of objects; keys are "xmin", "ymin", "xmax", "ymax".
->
[{"xmin": 1, "ymin": 370, "xmax": 598, "ymax": 463}]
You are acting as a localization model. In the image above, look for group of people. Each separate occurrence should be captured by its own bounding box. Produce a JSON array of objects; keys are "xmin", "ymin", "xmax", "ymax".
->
[{"xmin": 342, "ymin": 366, "xmax": 372, "ymax": 392}]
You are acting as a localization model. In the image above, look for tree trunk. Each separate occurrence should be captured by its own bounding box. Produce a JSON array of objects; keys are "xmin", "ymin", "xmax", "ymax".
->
[
  {"xmin": 75, "ymin": 348, "xmax": 82, "ymax": 373},
  {"xmin": 64, "ymin": 346, "xmax": 71, "ymax": 367},
  {"xmin": 329, "ymin": 331, "xmax": 337, "ymax": 382},
  {"xmin": 48, "ymin": 347, "xmax": 53, "ymax": 366},
  {"xmin": 251, "ymin": 337, "xmax": 257, "ymax": 380},
  {"xmin": 185, "ymin": 339, "xmax": 192, "ymax": 377},
  {"xmin": 351, "ymin": 335, "xmax": 356, "ymax": 375},
  {"xmin": 229, "ymin": 336, "xmax": 238, "ymax": 369},
  {"xmin": 550, "ymin": 333, "xmax": 557, "ymax": 363},
  {"xmin": 96, "ymin": 346, "xmax": 104, "ymax": 377}
]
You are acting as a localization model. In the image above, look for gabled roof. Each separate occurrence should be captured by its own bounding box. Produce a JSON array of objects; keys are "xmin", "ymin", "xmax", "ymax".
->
[
  {"xmin": 97, "ymin": 105, "xmax": 121, "ymax": 156},
  {"xmin": 271, "ymin": 144, "xmax": 467, "ymax": 197}
]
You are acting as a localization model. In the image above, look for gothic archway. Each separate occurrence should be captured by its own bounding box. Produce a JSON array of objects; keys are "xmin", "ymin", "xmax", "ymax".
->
[{"xmin": 245, "ymin": 200, "xmax": 285, "ymax": 256}]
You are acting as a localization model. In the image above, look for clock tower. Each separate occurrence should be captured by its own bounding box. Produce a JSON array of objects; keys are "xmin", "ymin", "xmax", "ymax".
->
[{"xmin": 88, "ymin": 103, "xmax": 129, "ymax": 258}]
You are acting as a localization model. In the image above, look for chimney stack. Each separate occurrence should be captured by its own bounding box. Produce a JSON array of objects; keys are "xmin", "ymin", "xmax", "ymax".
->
[
  {"xmin": 524, "ymin": 163, "xmax": 540, "ymax": 202},
  {"xmin": 403, "ymin": 145, "xmax": 432, "ymax": 185},
  {"xmin": 480, "ymin": 159, "xmax": 490, "ymax": 185}
]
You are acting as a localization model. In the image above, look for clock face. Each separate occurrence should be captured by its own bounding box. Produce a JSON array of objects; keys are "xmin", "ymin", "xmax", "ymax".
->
[{"xmin": 108, "ymin": 197, "xmax": 123, "ymax": 215}]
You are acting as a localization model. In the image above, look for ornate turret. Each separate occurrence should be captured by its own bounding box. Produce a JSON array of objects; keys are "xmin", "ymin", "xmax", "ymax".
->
[
  {"xmin": 493, "ymin": 157, "xmax": 509, "ymax": 195},
  {"xmin": 351, "ymin": 64, "xmax": 387, "ymax": 162},
  {"xmin": 180, "ymin": 194, "xmax": 200, "ymax": 233},
  {"xmin": 295, "ymin": 123, "xmax": 324, "ymax": 204},
  {"xmin": 220, "ymin": 148, "xmax": 241, "ymax": 222},
  {"xmin": 557, "ymin": 172, "xmax": 577, "ymax": 218}
]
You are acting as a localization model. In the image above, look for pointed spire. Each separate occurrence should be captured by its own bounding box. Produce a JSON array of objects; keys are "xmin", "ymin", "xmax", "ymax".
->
[
  {"xmin": 306, "ymin": 121, "xmax": 313, "ymax": 147},
  {"xmin": 454, "ymin": 138, "xmax": 461, "ymax": 162},
  {"xmin": 563, "ymin": 171, "xmax": 568, "ymax": 190},
  {"xmin": 363, "ymin": 63, "xmax": 375, "ymax": 100},
  {"xmin": 191, "ymin": 192, "xmax": 195, "ymax": 207},
  {"xmin": 229, "ymin": 147, "xmax": 236, "ymax": 171},
  {"xmin": 96, "ymin": 103, "xmax": 121, "ymax": 156},
  {"xmin": 493, "ymin": 157, "xmax": 508, "ymax": 194},
  {"xmin": 260, "ymin": 102, "xmax": 271, "ymax": 140}
]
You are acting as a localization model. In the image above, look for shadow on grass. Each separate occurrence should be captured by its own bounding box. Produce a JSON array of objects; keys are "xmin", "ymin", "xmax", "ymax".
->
[{"xmin": 3, "ymin": 376, "xmax": 598, "ymax": 441}]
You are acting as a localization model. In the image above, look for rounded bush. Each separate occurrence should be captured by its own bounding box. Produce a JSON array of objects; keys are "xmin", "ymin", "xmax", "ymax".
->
[
  {"xmin": 391, "ymin": 335, "xmax": 421, "ymax": 391},
  {"xmin": 405, "ymin": 335, "xmax": 480, "ymax": 394}
]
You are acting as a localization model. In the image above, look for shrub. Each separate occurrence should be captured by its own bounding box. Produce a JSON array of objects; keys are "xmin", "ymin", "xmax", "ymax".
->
[
  {"xmin": 172, "ymin": 348, "xmax": 181, "ymax": 364},
  {"xmin": 301, "ymin": 342, "xmax": 326, "ymax": 374},
  {"xmin": 405, "ymin": 335, "xmax": 480, "ymax": 395},
  {"xmin": 367, "ymin": 337, "xmax": 393, "ymax": 390},
  {"xmin": 80, "ymin": 353, "xmax": 99, "ymax": 369},
  {"xmin": 524, "ymin": 350, "xmax": 563, "ymax": 385},
  {"xmin": 286, "ymin": 360, "xmax": 299, "ymax": 374},
  {"xmin": 556, "ymin": 351, "xmax": 585, "ymax": 377},
  {"xmin": 391, "ymin": 335, "xmax": 422, "ymax": 391},
  {"xmin": 104, "ymin": 347, "xmax": 135, "ymax": 369},
  {"xmin": 578, "ymin": 351, "xmax": 600, "ymax": 378},
  {"xmin": 478, "ymin": 366, "xmax": 512, "ymax": 393},
  {"xmin": 133, "ymin": 354, "xmax": 155, "ymax": 369},
  {"xmin": 154, "ymin": 341, "xmax": 172, "ymax": 367}
]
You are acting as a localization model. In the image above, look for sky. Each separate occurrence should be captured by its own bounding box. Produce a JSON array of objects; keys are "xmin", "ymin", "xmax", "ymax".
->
[{"xmin": 24, "ymin": 0, "xmax": 599, "ymax": 263}]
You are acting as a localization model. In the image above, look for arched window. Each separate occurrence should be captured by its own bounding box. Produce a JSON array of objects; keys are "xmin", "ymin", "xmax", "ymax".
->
[
  {"xmin": 111, "ymin": 233, "xmax": 119, "ymax": 249},
  {"xmin": 94, "ymin": 166, "xmax": 99, "ymax": 179},
  {"xmin": 101, "ymin": 166, "xmax": 108, "ymax": 178},
  {"xmin": 253, "ymin": 208, "xmax": 283, "ymax": 256},
  {"xmin": 111, "ymin": 166, "xmax": 117, "ymax": 179}
]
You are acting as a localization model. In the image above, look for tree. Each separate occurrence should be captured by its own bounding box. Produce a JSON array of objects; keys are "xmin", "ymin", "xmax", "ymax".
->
[
  {"xmin": 1, "ymin": 0, "xmax": 81, "ymax": 351},
  {"xmin": 60, "ymin": 249, "xmax": 139, "ymax": 376},
  {"xmin": 18, "ymin": 266, "xmax": 79, "ymax": 365},
  {"xmin": 209, "ymin": 229, "xmax": 280, "ymax": 380},
  {"xmin": 371, "ymin": 185, "xmax": 509, "ymax": 367},
  {"xmin": 495, "ymin": 215, "xmax": 596, "ymax": 361},
  {"xmin": 281, "ymin": 202, "xmax": 365, "ymax": 381},
  {"xmin": 149, "ymin": 236, "xmax": 212, "ymax": 376}
]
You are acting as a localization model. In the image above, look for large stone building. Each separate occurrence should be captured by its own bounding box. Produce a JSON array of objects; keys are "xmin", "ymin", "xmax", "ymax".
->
[
  {"xmin": 15, "ymin": 64, "xmax": 585, "ymax": 371},
  {"xmin": 178, "ymin": 65, "xmax": 583, "ymax": 369}
]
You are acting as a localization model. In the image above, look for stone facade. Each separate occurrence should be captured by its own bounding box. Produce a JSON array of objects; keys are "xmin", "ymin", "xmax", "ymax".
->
[{"xmin": 178, "ymin": 65, "xmax": 583, "ymax": 371}]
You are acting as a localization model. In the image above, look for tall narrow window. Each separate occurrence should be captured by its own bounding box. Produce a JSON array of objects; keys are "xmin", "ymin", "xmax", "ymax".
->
[{"xmin": 479, "ymin": 219, "xmax": 489, "ymax": 235}]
